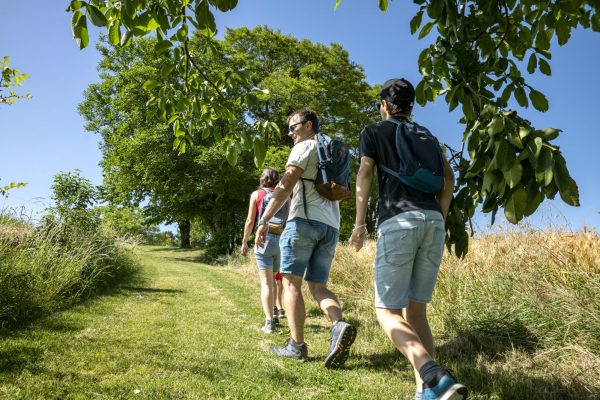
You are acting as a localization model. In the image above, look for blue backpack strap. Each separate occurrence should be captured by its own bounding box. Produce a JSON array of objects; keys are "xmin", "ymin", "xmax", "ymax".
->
[{"xmin": 378, "ymin": 118, "xmax": 404, "ymax": 180}]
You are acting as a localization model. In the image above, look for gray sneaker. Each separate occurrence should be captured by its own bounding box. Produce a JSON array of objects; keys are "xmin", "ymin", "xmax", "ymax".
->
[
  {"xmin": 261, "ymin": 319, "xmax": 275, "ymax": 334},
  {"xmin": 271, "ymin": 339, "xmax": 308, "ymax": 362},
  {"xmin": 324, "ymin": 320, "xmax": 356, "ymax": 368}
]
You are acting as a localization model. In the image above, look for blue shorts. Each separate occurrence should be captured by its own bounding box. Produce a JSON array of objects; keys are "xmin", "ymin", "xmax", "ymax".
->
[
  {"xmin": 254, "ymin": 233, "xmax": 281, "ymax": 272},
  {"xmin": 374, "ymin": 210, "xmax": 445, "ymax": 309},
  {"xmin": 279, "ymin": 218, "xmax": 339, "ymax": 283}
]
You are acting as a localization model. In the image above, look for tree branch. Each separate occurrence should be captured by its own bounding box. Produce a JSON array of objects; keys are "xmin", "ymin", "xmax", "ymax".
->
[{"xmin": 183, "ymin": 41, "xmax": 224, "ymax": 98}]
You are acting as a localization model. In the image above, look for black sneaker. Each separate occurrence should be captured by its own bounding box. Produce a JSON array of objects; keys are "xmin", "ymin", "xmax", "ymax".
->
[
  {"xmin": 324, "ymin": 320, "xmax": 356, "ymax": 368},
  {"xmin": 277, "ymin": 308, "xmax": 286, "ymax": 319},
  {"xmin": 272, "ymin": 307, "xmax": 279, "ymax": 324},
  {"xmin": 271, "ymin": 339, "xmax": 308, "ymax": 362}
]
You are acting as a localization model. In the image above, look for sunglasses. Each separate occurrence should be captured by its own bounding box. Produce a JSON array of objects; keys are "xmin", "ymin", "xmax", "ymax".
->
[{"xmin": 288, "ymin": 120, "xmax": 307, "ymax": 132}]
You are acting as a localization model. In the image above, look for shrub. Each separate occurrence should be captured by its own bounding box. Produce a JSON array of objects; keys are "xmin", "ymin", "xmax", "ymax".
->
[{"xmin": 0, "ymin": 210, "xmax": 140, "ymax": 330}]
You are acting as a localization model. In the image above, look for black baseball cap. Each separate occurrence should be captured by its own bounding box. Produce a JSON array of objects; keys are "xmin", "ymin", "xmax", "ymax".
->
[{"xmin": 379, "ymin": 78, "xmax": 415, "ymax": 110}]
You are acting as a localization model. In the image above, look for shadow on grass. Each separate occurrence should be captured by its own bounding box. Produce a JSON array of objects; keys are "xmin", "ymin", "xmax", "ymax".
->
[
  {"xmin": 435, "ymin": 319, "xmax": 597, "ymax": 398},
  {"xmin": 446, "ymin": 362, "xmax": 596, "ymax": 400},
  {"xmin": 346, "ymin": 317, "xmax": 597, "ymax": 398},
  {"xmin": 0, "ymin": 315, "xmax": 87, "ymax": 376},
  {"xmin": 145, "ymin": 247, "xmax": 183, "ymax": 252},
  {"xmin": 120, "ymin": 286, "xmax": 186, "ymax": 295},
  {"xmin": 0, "ymin": 344, "xmax": 44, "ymax": 375},
  {"xmin": 171, "ymin": 255, "xmax": 226, "ymax": 266},
  {"xmin": 346, "ymin": 349, "xmax": 408, "ymax": 372}
]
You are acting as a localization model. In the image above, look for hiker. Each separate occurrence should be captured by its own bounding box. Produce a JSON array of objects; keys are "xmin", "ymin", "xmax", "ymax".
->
[
  {"xmin": 241, "ymin": 168, "xmax": 289, "ymax": 334},
  {"xmin": 350, "ymin": 78, "xmax": 468, "ymax": 399},
  {"xmin": 255, "ymin": 108, "xmax": 356, "ymax": 367}
]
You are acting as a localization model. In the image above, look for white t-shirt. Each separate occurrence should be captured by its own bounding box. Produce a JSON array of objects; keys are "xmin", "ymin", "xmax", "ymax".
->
[{"xmin": 286, "ymin": 139, "xmax": 340, "ymax": 229}]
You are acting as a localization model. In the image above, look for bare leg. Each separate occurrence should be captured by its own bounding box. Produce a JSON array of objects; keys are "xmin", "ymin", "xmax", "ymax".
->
[
  {"xmin": 283, "ymin": 274, "xmax": 305, "ymax": 343},
  {"xmin": 257, "ymin": 268, "xmax": 274, "ymax": 320},
  {"xmin": 404, "ymin": 300, "xmax": 434, "ymax": 391},
  {"xmin": 307, "ymin": 281, "xmax": 343, "ymax": 323},
  {"xmin": 274, "ymin": 277, "xmax": 284, "ymax": 311},
  {"xmin": 376, "ymin": 307, "xmax": 433, "ymax": 377}
]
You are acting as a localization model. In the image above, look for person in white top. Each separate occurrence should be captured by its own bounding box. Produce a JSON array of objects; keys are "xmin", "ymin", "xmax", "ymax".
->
[{"xmin": 255, "ymin": 108, "xmax": 356, "ymax": 367}]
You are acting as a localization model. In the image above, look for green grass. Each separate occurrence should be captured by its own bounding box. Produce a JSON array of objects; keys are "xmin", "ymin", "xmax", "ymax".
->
[{"xmin": 1, "ymin": 244, "xmax": 598, "ymax": 399}]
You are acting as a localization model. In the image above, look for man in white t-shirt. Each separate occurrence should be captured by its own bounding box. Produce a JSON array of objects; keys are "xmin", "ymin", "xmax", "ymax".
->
[{"xmin": 255, "ymin": 108, "xmax": 356, "ymax": 367}]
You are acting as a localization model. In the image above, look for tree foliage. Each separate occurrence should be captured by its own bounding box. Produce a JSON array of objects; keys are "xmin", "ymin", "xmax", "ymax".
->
[
  {"xmin": 80, "ymin": 29, "xmax": 375, "ymax": 252},
  {"xmin": 0, "ymin": 56, "xmax": 31, "ymax": 106},
  {"xmin": 68, "ymin": 0, "xmax": 599, "ymax": 257}
]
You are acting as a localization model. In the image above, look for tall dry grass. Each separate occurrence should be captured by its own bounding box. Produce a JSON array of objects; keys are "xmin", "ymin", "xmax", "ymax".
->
[
  {"xmin": 330, "ymin": 225, "xmax": 600, "ymax": 397},
  {"xmin": 0, "ymin": 213, "xmax": 141, "ymax": 330}
]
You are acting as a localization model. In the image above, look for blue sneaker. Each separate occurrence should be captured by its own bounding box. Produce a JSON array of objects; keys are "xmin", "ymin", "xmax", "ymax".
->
[
  {"xmin": 324, "ymin": 320, "xmax": 356, "ymax": 368},
  {"xmin": 421, "ymin": 370, "xmax": 468, "ymax": 400}
]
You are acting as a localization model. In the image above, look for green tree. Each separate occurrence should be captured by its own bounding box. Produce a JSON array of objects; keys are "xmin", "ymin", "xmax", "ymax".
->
[
  {"xmin": 98, "ymin": 205, "xmax": 160, "ymax": 241},
  {"xmin": 79, "ymin": 37, "xmax": 257, "ymax": 250},
  {"xmin": 68, "ymin": 1, "xmax": 598, "ymax": 256},
  {"xmin": 81, "ymin": 30, "xmax": 376, "ymax": 252},
  {"xmin": 49, "ymin": 170, "xmax": 100, "ymax": 234},
  {"xmin": 51, "ymin": 170, "xmax": 97, "ymax": 213}
]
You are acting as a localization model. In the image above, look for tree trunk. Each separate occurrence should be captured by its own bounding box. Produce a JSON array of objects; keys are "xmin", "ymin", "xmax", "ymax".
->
[{"xmin": 179, "ymin": 220, "xmax": 191, "ymax": 249}]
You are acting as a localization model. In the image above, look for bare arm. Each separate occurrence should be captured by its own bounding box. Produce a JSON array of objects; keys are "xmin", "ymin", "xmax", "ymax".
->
[
  {"xmin": 255, "ymin": 164, "xmax": 304, "ymax": 248},
  {"xmin": 350, "ymin": 156, "xmax": 375, "ymax": 251},
  {"xmin": 241, "ymin": 190, "xmax": 258, "ymax": 256},
  {"xmin": 438, "ymin": 154, "xmax": 455, "ymax": 220}
]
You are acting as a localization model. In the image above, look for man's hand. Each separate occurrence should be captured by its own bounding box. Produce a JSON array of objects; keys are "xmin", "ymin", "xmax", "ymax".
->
[
  {"xmin": 255, "ymin": 224, "xmax": 269, "ymax": 248},
  {"xmin": 241, "ymin": 242, "xmax": 249, "ymax": 256},
  {"xmin": 349, "ymin": 225, "xmax": 367, "ymax": 252}
]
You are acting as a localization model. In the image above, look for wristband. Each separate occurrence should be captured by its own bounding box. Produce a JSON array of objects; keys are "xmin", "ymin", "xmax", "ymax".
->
[{"xmin": 258, "ymin": 218, "xmax": 269, "ymax": 227}]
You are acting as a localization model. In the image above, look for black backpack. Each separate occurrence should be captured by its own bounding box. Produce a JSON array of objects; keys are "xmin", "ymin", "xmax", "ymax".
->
[
  {"xmin": 301, "ymin": 133, "xmax": 351, "ymax": 202},
  {"xmin": 379, "ymin": 118, "xmax": 444, "ymax": 194}
]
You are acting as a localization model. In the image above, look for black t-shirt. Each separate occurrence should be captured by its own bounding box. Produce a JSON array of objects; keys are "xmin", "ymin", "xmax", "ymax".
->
[{"xmin": 359, "ymin": 119, "xmax": 441, "ymax": 225}]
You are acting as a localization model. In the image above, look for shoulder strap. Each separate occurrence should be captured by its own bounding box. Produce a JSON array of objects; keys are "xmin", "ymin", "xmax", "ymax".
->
[{"xmin": 377, "ymin": 118, "xmax": 405, "ymax": 179}]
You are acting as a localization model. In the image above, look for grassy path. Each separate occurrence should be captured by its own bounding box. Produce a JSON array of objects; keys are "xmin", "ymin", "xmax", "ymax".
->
[{"xmin": 0, "ymin": 247, "xmax": 416, "ymax": 400}]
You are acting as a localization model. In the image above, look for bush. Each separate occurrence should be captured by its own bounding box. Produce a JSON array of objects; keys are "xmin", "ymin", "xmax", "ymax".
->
[{"xmin": 0, "ymin": 210, "xmax": 140, "ymax": 330}]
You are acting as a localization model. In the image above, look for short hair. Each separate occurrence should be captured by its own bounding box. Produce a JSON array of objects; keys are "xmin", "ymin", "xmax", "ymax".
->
[
  {"xmin": 259, "ymin": 168, "xmax": 280, "ymax": 188},
  {"xmin": 385, "ymin": 100, "xmax": 413, "ymax": 117},
  {"xmin": 379, "ymin": 78, "xmax": 415, "ymax": 117},
  {"xmin": 287, "ymin": 108, "xmax": 319, "ymax": 133}
]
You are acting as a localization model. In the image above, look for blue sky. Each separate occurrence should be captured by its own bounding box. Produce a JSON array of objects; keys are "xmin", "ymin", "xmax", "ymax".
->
[{"xmin": 1, "ymin": 0, "xmax": 599, "ymax": 232}]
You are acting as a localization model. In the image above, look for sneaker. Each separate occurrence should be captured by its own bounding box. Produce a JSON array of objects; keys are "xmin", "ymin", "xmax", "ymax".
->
[
  {"xmin": 270, "ymin": 339, "xmax": 308, "ymax": 362},
  {"xmin": 421, "ymin": 370, "xmax": 468, "ymax": 400},
  {"xmin": 324, "ymin": 320, "xmax": 357, "ymax": 368},
  {"xmin": 277, "ymin": 308, "xmax": 286, "ymax": 319},
  {"xmin": 261, "ymin": 319, "xmax": 275, "ymax": 334},
  {"xmin": 272, "ymin": 308, "xmax": 279, "ymax": 324}
]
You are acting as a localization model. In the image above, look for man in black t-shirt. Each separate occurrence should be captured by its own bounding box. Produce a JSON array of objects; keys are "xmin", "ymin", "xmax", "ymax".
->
[{"xmin": 350, "ymin": 78, "xmax": 468, "ymax": 400}]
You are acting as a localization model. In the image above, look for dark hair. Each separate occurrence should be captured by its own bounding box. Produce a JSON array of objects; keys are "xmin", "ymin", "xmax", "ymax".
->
[
  {"xmin": 259, "ymin": 168, "xmax": 280, "ymax": 188},
  {"xmin": 385, "ymin": 100, "xmax": 413, "ymax": 117},
  {"xmin": 287, "ymin": 108, "xmax": 319, "ymax": 133}
]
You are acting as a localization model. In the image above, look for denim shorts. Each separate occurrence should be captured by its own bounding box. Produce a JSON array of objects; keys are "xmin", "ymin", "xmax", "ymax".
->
[
  {"xmin": 279, "ymin": 218, "xmax": 339, "ymax": 283},
  {"xmin": 254, "ymin": 233, "xmax": 281, "ymax": 272},
  {"xmin": 374, "ymin": 210, "xmax": 446, "ymax": 309}
]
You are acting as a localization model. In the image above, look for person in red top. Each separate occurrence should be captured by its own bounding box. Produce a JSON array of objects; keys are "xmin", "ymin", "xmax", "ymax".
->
[{"xmin": 241, "ymin": 168, "xmax": 289, "ymax": 333}]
